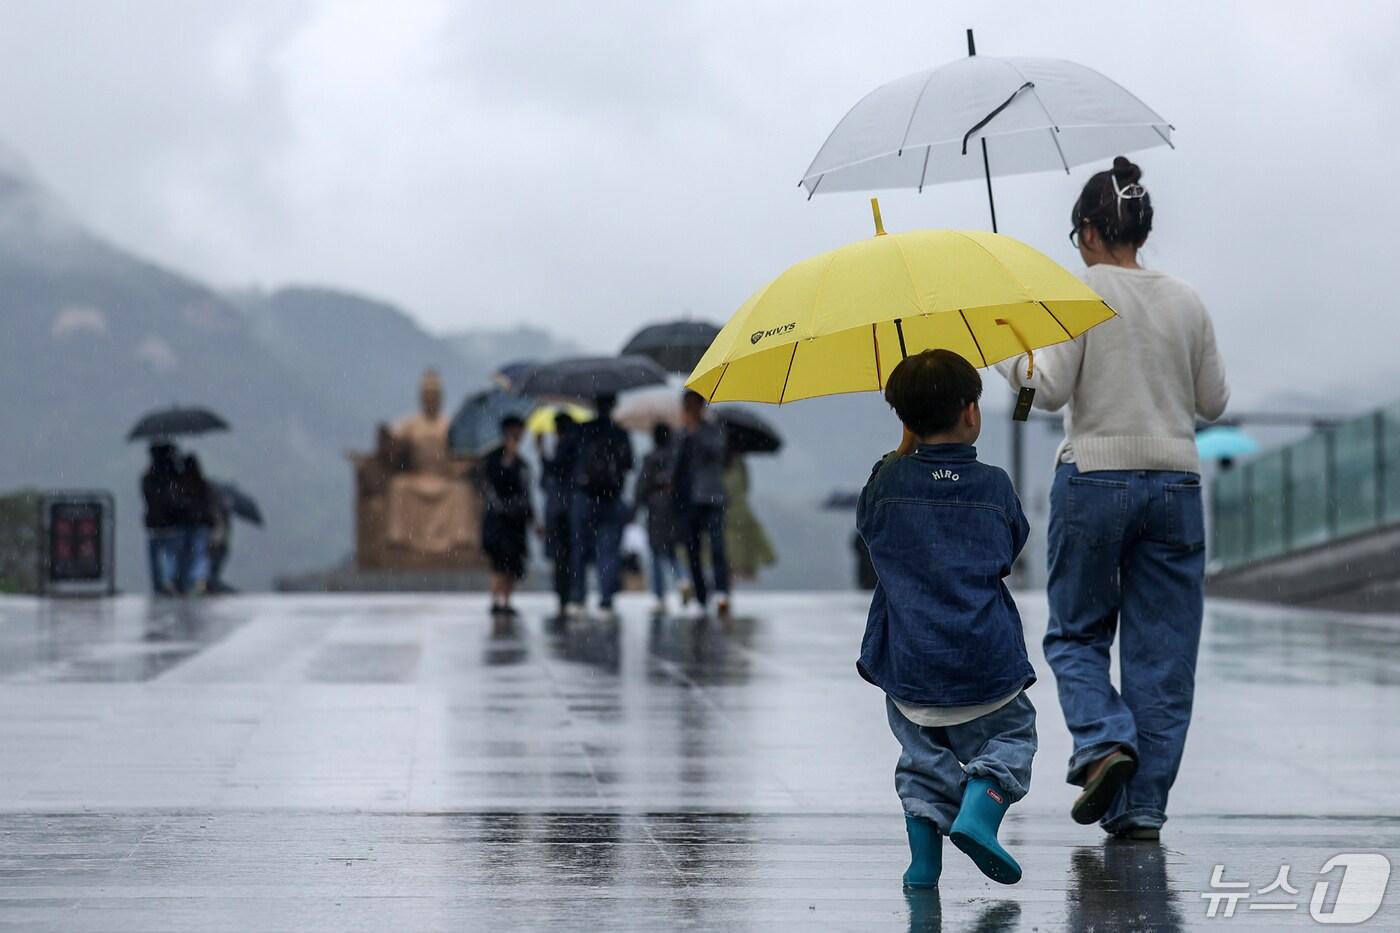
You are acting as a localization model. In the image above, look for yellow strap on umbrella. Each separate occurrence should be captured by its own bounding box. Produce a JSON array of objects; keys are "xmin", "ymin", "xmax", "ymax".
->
[{"xmin": 995, "ymin": 318, "xmax": 1034, "ymax": 380}]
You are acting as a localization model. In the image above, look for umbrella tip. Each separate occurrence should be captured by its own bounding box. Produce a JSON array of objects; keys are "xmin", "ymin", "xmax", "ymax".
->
[
  {"xmin": 966, "ymin": 28, "xmax": 976, "ymax": 56},
  {"xmin": 871, "ymin": 198, "xmax": 886, "ymax": 236}
]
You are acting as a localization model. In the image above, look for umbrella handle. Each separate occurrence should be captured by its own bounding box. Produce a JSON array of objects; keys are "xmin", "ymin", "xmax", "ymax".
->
[{"xmin": 994, "ymin": 319, "xmax": 1034, "ymax": 379}]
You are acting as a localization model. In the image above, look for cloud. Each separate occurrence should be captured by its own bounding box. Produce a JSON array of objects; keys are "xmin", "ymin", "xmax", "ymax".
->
[{"xmin": 0, "ymin": 0, "xmax": 1397, "ymax": 411}]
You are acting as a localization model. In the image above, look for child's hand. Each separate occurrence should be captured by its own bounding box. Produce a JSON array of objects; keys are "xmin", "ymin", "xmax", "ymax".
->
[{"xmin": 896, "ymin": 426, "xmax": 919, "ymax": 456}]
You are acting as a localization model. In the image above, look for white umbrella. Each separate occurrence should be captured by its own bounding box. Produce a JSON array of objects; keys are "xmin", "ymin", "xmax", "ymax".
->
[
  {"xmin": 613, "ymin": 387, "xmax": 682, "ymax": 433},
  {"xmin": 800, "ymin": 30, "xmax": 1173, "ymax": 230}
]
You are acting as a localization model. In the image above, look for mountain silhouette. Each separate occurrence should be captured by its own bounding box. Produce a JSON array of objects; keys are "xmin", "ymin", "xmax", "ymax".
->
[{"xmin": 0, "ymin": 148, "xmax": 574, "ymax": 591}]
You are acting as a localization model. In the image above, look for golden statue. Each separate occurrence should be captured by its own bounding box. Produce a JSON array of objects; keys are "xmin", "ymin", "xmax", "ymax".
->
[{"xmin": 351, "ymin": 370, "xmax": 484, "ymax": 572}]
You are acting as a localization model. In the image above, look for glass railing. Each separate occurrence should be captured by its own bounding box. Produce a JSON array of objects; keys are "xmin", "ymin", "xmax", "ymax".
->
[{"xmin": 1211, "ymin": 406, "xmax": 1396, "ymax": 570}]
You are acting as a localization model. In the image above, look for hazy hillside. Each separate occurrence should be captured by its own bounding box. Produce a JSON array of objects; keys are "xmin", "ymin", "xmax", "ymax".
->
[{"xmin": 0, "ymin": 150, "xmax": 578, "ymax": 592}]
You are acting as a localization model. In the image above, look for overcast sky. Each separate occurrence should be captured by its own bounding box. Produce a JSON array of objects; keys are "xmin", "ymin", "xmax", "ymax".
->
[{"xmin": 0, "ymin": 0, "xmax": 1396, "ymax": 411}]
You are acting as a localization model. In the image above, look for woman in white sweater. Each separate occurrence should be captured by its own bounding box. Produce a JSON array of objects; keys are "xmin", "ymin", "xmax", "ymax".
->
[{"xmin": 999, "ymin": 157, "xmax": 1229, "ymax": 841}]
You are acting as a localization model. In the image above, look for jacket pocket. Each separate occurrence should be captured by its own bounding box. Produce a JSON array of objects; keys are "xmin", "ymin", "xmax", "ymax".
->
[
  {"xmin": 1164, "ymin": 480, "xmax": 1205, "ymax": 550},
  {"xmin": 1065, "ymin": 474, "xmax": 1129, "ymax": 547}
]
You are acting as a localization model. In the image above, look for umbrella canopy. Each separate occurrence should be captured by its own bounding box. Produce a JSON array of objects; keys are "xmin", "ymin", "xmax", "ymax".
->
[
  {"xmin": 1196, "ymin": 426, "xmax": 1259, "ymax": 461},
  {"xmin": 492, "ymin": 359, "xmax": 537, "ymax": 391},
  {"xmin": 686, "ymin": 218, "xmax": 1115, "ymax": 405},
  {"xmin": 514, "ymin": 355, "xmax": 668, "ymax": 401},
  {"xmin": 527, "ymin": 402, "xmax": 593, "ymax": 434},
  {"xmin": 612, "ymin": 388, "xmax": 679, "ymax": 432},
  {"xmin": 214, "ymin": 482, "xmax": 263, "ymax": 526},
  {"xmin": 621, "ymin": 320, "xmax": 722, "ymax": 374},
  {"xmin": 718, "ymin": 407, "xmax": 783, "ymax": 454},
  {"xmin": 127, "ymin": 406, "xmax": 230, "ymax": 442},
  {"xmin": 614, "ymin": 389, "xmax": 783, "ymax": 454},
  {"xmin": 448, "ymin": 388, "xmax": 537, "ymax": 455},
  {"xmin": 801, "ymin": 49, "xmax": 1172, "ymax": 202}
]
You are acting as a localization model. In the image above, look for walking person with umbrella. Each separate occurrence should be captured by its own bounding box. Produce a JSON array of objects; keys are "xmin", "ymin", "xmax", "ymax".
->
[
  {"xmin": 632, "ymin": 423, "xmax": 687, "ymax": 615},
  {"xmin": 997, "ymin": 158, "xmax": 1230, "ymax": 839},
  {"xmin": 478, "ymin": 415, "xmax": 535, "ymax": 617},
  {"xmin": 722, "ymin": 445, "xmax": 776, "ymax": 583},
  {"xmin": 674, "ymin": 390, "xmax": 732, "ymax": 618},
  {"xmin": 129, "ymin": 405, "xmax": 230, "ymax": 595},
  {"xmin": 565, "ymin": 395, "xmax": 634, "ymax": 619},
  {"xmin": 140, "ymin": 442, "xmax": 183, "ymax": 595},
  {"xmin": 538, "ymin": 411, "xmax": 579, "ymax": 618},
  {"xmin": 207, "ymin": 482, "xmax": 263, "ymax": 593},
  {"xmin": 174, "ymin": 453, "xmax": 216, "ymax": 595}
]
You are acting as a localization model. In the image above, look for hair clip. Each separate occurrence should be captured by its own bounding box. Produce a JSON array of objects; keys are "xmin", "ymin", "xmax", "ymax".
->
[{"xmin": 1110, "ymin": 174, "xmax": 1147, "ymax": 221}]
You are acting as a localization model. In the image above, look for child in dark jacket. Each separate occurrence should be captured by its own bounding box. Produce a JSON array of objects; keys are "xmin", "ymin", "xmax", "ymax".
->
[{"xmin": 857, "ymin": 349, "xmax": 1037, "ymax": 890}]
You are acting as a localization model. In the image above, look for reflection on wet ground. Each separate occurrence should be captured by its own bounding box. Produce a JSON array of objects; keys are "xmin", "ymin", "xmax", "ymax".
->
[{"xmin": 0, "ymin": 592, "xmax": 1397, "ymax": 930}]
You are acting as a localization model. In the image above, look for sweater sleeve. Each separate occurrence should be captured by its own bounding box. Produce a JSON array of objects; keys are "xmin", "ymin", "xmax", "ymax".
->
[
  {"xmin": 1194, "ymin": 313, "xmax": 1230, "ymax": 423},
  {"xmin": 993, "ymin": 336, "xmax": 1085, "ymax": 412}
]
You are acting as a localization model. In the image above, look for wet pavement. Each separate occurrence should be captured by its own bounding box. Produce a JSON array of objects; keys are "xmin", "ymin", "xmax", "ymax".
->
[{"xmin": 0, "ymin": 592, "xmax": 1397, "ymax": 931}]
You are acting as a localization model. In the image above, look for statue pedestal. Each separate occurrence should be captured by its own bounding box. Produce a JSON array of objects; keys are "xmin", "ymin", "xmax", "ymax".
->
[{"xmin": 349, "ymin": 451, "xmax": 486, "ymax": 573}]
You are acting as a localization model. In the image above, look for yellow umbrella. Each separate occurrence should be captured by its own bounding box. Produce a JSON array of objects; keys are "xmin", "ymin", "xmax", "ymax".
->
[
  {"xmin": 686, "ymin": 200, "xmax": 1115, "ymax": 404},
  {"xmin": 526, "ymin": 402, "xmax": 593, "ymax": 434}
]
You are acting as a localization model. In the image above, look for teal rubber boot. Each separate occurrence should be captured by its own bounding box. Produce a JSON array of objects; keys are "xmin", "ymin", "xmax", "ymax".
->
[
  {"xmin": 949, "ymin": 778, "xmax": 1022, "ymax": 885},
  {"xmin": 902, "ymin": 815, "xmax": 943, "ymax": 890}
]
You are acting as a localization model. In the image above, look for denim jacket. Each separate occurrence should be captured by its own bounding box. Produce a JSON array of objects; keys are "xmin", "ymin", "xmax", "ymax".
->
[{"xmin": 856, "ymin": 443, "xmax": 1035, "ymax": 707}]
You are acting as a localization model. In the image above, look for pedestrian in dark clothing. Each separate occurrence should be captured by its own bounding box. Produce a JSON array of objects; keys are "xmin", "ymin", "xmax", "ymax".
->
[
  {"xmin": 674, "ymin": 390, "xmax": 730, "ymax": 616},
  {"xmin": 566, "ymin": 394, "xmax": 633, "ymax": 617},
  {"xmin": 141, "ymin": 442, "xmax": 182, "ymax": 595},
  {"xmin": 539, "ymin": 412, "xmax": 578, "ymax": 617},
  {"xmin": 480, "ymin": 415, "xmax": 533, "ymax": 616},
  {"xmin": 207, "ymin": 486, "xmax": 233, "ymax": 593},
  {"xmin": 175, "ymin": 454, "xmax": 214, "ymax": 595},
  {"xmin": 633, "ymin": 423, "xmax": 686, "ymax": 614}
]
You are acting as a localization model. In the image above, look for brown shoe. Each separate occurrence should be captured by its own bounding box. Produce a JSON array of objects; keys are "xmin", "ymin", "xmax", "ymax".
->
[{"xmin": 1071, "ymin": 750, "xmax": 1136, "ymax": 825}]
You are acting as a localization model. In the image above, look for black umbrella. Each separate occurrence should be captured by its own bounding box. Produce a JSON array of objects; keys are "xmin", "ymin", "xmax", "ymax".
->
[
  {"xmin": 214, "ymin": 482, "xmax": 263, "ymax": 526},
  {"xmin": 449, "ymin": 388, "xmax": 536, "ymax": 455},
  {"xmin": 621, "ymin": 320, "xmax": 720, "ymax": 374},
  {"xmin": 514, "ymin": 355, "xmax": 667, "ymax": 400},
  {"xmin": 127, "ymin": 406, "xmax": 230, "ymax": 442},
  {"xmin": 492, "ymin": 359, "xmax": 537, "ymax": 390},
  {"xmin": 717, "ymin": 407, "xmax": 782, "ymax": 455}
]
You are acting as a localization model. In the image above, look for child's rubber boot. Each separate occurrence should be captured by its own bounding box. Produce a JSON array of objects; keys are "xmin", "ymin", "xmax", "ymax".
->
[
  {"xmin": 902, "ymin": 815, "xmax": 942, "ymax": 890},
  {"xmin": 949, "ymin": 777, "xmax": 1022, "ymax": 885}
]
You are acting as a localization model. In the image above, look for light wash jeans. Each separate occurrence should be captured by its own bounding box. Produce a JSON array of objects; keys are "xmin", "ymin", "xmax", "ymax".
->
[
  {"xmin": 1045, "ymin": 464, "xmax": 1205, "ymax": 833},
  {"xmin": 885, "ymin": 692, "xmax": 1037, "ymax": 833},
  {"xmin": 649, "ymin": 546, "xmax": 684, "ymax": 601}
]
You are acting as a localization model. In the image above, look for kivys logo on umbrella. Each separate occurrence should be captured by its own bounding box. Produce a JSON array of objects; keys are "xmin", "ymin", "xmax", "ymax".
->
[{"xmin": 750, "ymin": 322, "xmax": 796, "ymax": 345}]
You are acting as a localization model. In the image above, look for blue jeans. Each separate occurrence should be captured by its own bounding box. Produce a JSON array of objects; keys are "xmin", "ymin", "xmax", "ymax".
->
[
  {"xmin": 1046, "ymin": 464, "xmax": 1205, "ymax": 833},
  {"xmin": 147, "ymin": 530, "xmax": 181, "ymax": 594},
  {"xmin": 649, "ymin": 546, "xmax": 683, "ymax": 601},
  {"xmin": 177, "ymin": 526, "xmax": 211, "ymax": 593},
  {"xmin": 885, "ymin": 693, "xmax": 1037, "ymax": 834},
  {"xmin": 683, "ymin": 503, "xmax": 729, "ymax": 606},
  {"xmin": 569, "ymin": 494, "xmax": 626, "ymax": 607}
]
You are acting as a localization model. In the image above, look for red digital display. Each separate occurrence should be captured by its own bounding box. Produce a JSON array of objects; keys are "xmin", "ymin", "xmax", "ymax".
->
[{"xmin": 48, "ymin": 502, "xmax": 105, "ymax": 581}]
